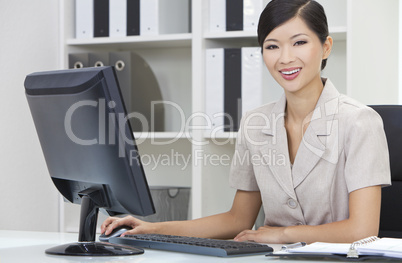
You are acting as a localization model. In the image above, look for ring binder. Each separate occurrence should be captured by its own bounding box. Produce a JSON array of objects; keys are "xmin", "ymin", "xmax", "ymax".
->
[
  {"xmin": 268, "ymin": 236, "xmax": 402, "ymax": 260},
  {"xmin": 73, "ymin": 62, "xmax": 84, "ymax": 69},
  {"xmin": 347, "ymin": 236, "xmax": 379, "ymax": 258},
  {"xmin": 115, "ymin": 60, "xmax": 125, "ymax": 71},
  {"xmin": 94, "ymin": 61, "xmax": 104, "ymax": 67},
  {"xmin": 68, "ymin": 53, "xmax": 89, "ymax": 69}
]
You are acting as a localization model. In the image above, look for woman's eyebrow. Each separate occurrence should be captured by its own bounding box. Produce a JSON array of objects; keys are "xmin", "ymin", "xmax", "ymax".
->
[
  {"xmin": 264, "ymin": 38, "xmax": 278, "ymax": 43},
  {"xmin": 291, "ymin": 33, "xmax": 309, "ymax": 39},
  {"xmin": 264, "ymin": 33, "xmax": 309, "ymax": 43}
]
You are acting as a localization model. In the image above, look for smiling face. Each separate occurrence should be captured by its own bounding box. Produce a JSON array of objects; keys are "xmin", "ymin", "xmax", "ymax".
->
[{"xmin": 262, "ymin": 16, "xmax": 332, "ymax": 95}]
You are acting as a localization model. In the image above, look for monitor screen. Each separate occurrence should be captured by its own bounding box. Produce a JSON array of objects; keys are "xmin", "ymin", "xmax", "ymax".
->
[{"xmin": 24, "ymin": 66, "xmax": 155, "ymax": 256}]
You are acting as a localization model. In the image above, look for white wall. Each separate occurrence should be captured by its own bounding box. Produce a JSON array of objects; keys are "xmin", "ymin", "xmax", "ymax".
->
[
  {"xmin": 348, "ymin": 0, "xmax": 399, "ymax": 104},
  {"xmin": 400, "ymin": 1, "xmax": 402, "ymax": 104},
  {"xmin": 0, "ymin": 1, "xmax": 60, "ymax": 231}
]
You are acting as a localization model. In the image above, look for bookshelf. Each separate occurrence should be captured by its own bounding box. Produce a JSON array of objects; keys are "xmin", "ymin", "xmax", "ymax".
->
[
  {"xmin": 59, "ymin": 0, "xmax": 399, "ymax": 231},
  {"xmin": 67, "ymin": 34, "xmax": 192, "ymax": 48}
]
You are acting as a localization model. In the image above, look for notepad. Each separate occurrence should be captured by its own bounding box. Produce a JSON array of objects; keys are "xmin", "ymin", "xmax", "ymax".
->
[{"xmin": 285, "ymin": 236, "xmax": 402, "ymax": 259}]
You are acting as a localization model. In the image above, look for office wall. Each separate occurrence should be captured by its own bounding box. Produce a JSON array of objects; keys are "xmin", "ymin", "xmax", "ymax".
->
[
  {"xmin": 348, "ymin": 0, "xmax": 399, "ymax": 104},
  {"xmin": 0, "ymin": 1, "xmax": 59, "ymax": 231},
  {"xmin": 400, "ymin": 2, "xmax": 402, "ymax": 104}
]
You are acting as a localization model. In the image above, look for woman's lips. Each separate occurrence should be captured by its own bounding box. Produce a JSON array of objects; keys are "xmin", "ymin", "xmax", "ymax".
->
[{"xmin": 280, "ymin": 68, "xmax": 301, "ymax": 80}]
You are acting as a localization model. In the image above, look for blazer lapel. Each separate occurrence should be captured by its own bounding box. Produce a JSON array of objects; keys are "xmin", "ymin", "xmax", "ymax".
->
[
  {"xmin": 292, "ymin": 79, "xmax": 340, "ymax": 188},
  {"xmin": 259, "ymin": 79, "xmax": 340, "ymax": 192},
  {"xmin": 261, "ymin": 95, "xmax": 296, "ymax": 199}
]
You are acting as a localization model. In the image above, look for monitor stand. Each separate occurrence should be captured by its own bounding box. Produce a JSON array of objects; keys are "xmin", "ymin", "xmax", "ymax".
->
[{"xmin": 45, "ymin": 189, "xmax": 143, "ymax": 256}]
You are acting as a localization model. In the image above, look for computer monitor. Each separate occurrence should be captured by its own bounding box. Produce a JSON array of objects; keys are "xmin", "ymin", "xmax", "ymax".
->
[{"xmin": 24, "ymin": 66, "xmax": 155, "ymax": 256}]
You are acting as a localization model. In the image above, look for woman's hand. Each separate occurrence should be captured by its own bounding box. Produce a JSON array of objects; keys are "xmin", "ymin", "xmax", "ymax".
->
[
  {"xmin": 100, "ymin": 215, "xmax": 158, "ymax": 237},
  {"xmin": 234, "ymin": 225, "xmax": 286, "ymax": 244}
]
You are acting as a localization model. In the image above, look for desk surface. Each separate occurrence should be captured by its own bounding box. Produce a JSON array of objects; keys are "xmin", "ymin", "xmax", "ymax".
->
[{"xmin": 0, "ymin": 230, "xmax": 339, "ymax": 263}]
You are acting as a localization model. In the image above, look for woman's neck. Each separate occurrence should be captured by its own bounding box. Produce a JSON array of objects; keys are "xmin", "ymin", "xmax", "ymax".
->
[{"xmin": 285, "ymin": 77, "xmax": 324, "ymax": 124}]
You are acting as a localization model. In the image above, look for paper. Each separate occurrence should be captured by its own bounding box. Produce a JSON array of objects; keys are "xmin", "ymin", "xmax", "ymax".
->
[
  {"xmin": 288, "ymin": 238, "xmax": 402, "ymax": 259},
  {"xmin": 289, "ymin": 242, "xmax": 350, "ymax": 254},
  {"xmin": 358, "ymin": 238, "xmax": 402, "ymax": 257}
]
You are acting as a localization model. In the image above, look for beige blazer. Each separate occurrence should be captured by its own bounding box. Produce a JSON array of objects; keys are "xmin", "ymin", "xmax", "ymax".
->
[{"xmin": 229, "ymin": 79, "xmax": 391, "ymax": 227}]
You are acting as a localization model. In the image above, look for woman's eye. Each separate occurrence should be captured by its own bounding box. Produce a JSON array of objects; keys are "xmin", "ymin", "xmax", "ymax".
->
[
  {"xmin": 266, "ymin": 45, "xmax": 278, "ymax": 50},
  {"xmin": 294, "ymin": 40, "xmax": 307, "ymax": 46}
]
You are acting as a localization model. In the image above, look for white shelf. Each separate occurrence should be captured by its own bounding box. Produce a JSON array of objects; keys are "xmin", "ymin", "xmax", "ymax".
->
[
  {"xmin": 329, "ymin": 27, "xmax": 347, "ymax": 41},
  {"xmin": 66, "ymin": 33, "xmax": 192, "ymax": 49},
  {"xmin": 329, "ymin": 26, "xmax": 348, "ymax": 33},
  {"xmin": 204, "ymin": 31, "xmax": 257, "ymax": 39}
]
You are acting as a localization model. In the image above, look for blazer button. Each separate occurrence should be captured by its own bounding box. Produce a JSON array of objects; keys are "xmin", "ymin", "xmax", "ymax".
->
[{"xmin": 287, "ymin": 199, "xmax": 298, "ymax": 209}]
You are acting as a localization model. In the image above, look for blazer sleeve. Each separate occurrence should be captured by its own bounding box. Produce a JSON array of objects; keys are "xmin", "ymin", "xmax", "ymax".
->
[
  {"xmin": 344, "ymin": 107, "xmax": 391, "ymax": 193},
  {"xmin": 229, "ymin": 114, "xmax": 260, "ymax": 191}
]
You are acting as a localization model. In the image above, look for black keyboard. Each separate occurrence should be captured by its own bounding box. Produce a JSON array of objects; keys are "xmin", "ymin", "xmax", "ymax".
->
[{"xmin": 109, "ymin": 234, "xmax": 273, "ymax": 257}]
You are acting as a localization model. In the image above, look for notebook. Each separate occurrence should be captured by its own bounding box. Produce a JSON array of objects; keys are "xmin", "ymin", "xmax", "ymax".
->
[{"xmin": 267, "ymin": 236, "xmax": 402, "ymax": 261}]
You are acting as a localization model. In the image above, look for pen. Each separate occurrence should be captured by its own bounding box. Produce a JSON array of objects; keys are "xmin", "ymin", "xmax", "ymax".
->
[{"xmin": 281, "ymin": 242, "xmax": 307, "ymax": 251}]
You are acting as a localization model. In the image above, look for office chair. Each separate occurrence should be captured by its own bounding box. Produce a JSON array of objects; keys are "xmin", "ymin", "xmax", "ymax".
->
[{"xmin": 369, "ymin": 105, "xmax": 402, "ymax": 238}]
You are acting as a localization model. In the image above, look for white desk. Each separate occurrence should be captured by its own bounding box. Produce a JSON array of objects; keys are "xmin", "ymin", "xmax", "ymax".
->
[{"xmin": 0, "ymin": 230, "xmax": 333, "ymax": 263}]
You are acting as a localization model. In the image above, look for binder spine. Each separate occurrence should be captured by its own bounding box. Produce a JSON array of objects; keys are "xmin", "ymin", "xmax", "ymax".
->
[
  {"xmin": 241, "ymin": 47, "xmax": 263, "ymax": 116},
  {"xmin": 109, "ymin": 0, "xmax": 127, "ymax": 37},
  {"xmin": 226, "ymin": 0, "xmax": 243, "ymax": 31},
  {"xmin": 75, "ymin": 0, "xmax": 94, "ymax": 39},
  {"xmin": 140, "ymin": 0, "xmax": 158, "ymax": 35},
  {"xmin": 127, "ymin": 0, "xmax": 140, "ymax": 36},
  {"xmin": 206, "ymin": 47, "xmax": 267, "ymax": 133},
  {"xmin": 224, "ymin": 48, "xmax": 242, "ymax": 132},
  {"xmin": 243, "ymin": 0, "xmax": 264, "ymax": 32},
  {"xmin": 205, "ymin": 49, "xmax": 225, "ymax": 134},
  {"xmin": 209, "ymin": 0, "xmax": 226, "ymax": 32},
  {"xmin": 94, "ymin": 0, "xmax": 110, "ymax": 37}
]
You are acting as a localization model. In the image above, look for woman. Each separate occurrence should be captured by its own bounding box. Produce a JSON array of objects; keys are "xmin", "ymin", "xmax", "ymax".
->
[{"xmin": 101, "ymin": 0, "xmax": 391, "ymax": 244}]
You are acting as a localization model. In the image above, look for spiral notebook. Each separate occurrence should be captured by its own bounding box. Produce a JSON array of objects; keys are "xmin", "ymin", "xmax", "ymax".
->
[{"xmin": 267, "ymin": 236, "xmax": 402, "ymax": 261}]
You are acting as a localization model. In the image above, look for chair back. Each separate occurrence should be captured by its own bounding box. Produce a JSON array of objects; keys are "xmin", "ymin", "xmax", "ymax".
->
[{"xmin": 370, "ymin": 105, "xmax": 402, "ymax": 238}]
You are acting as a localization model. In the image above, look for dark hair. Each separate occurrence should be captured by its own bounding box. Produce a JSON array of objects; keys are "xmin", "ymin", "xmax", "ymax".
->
[{"xmin": 257, "ymin": 0, "xmax": 329, "ymax": 70}]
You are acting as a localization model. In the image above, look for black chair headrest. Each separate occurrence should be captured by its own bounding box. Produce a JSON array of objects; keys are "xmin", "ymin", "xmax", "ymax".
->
[{"xmin": 369, "ymin": 105, "xmax": 402, "ymax": 181}]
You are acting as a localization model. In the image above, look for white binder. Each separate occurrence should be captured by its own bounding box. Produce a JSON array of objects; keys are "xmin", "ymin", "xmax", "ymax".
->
[
  {"xmin": 243, "ymin": 0, "xmax": 268, "ymax": 32},
  {"xmin": 140, "ymin": 0, "xmax": 190, "ymax": 35},
  {"xmin": 209, "ymin": 0, "xmax": 226, "ymax": 32},
  {"xmin": 75, "ymin": 0, "xmax": 94, "ymax": 39},
  {"xmin": 109, "ymin": 0, "xmax": 127, "ymax": 37},
  {"xmin": 209, "ymin": 0, "xmax": 268, "ymax": 33},
  {"xmin": 205, "ymin": 49, "xmax": 225, "ymax": 135},
  {"xmin": 241, "ymin": 47, "xmax": 263, "ymax": 116},
  {"xmin": 140, "ymin": 0, "xmax": 158, "ymax": 35},
  {"xmin": 241, "ymin": 47, "xmax": 283, "ymax": 115},
  {"xmin": 205, "ymin": 47, "xmax": 282, "ymax": 134}
]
